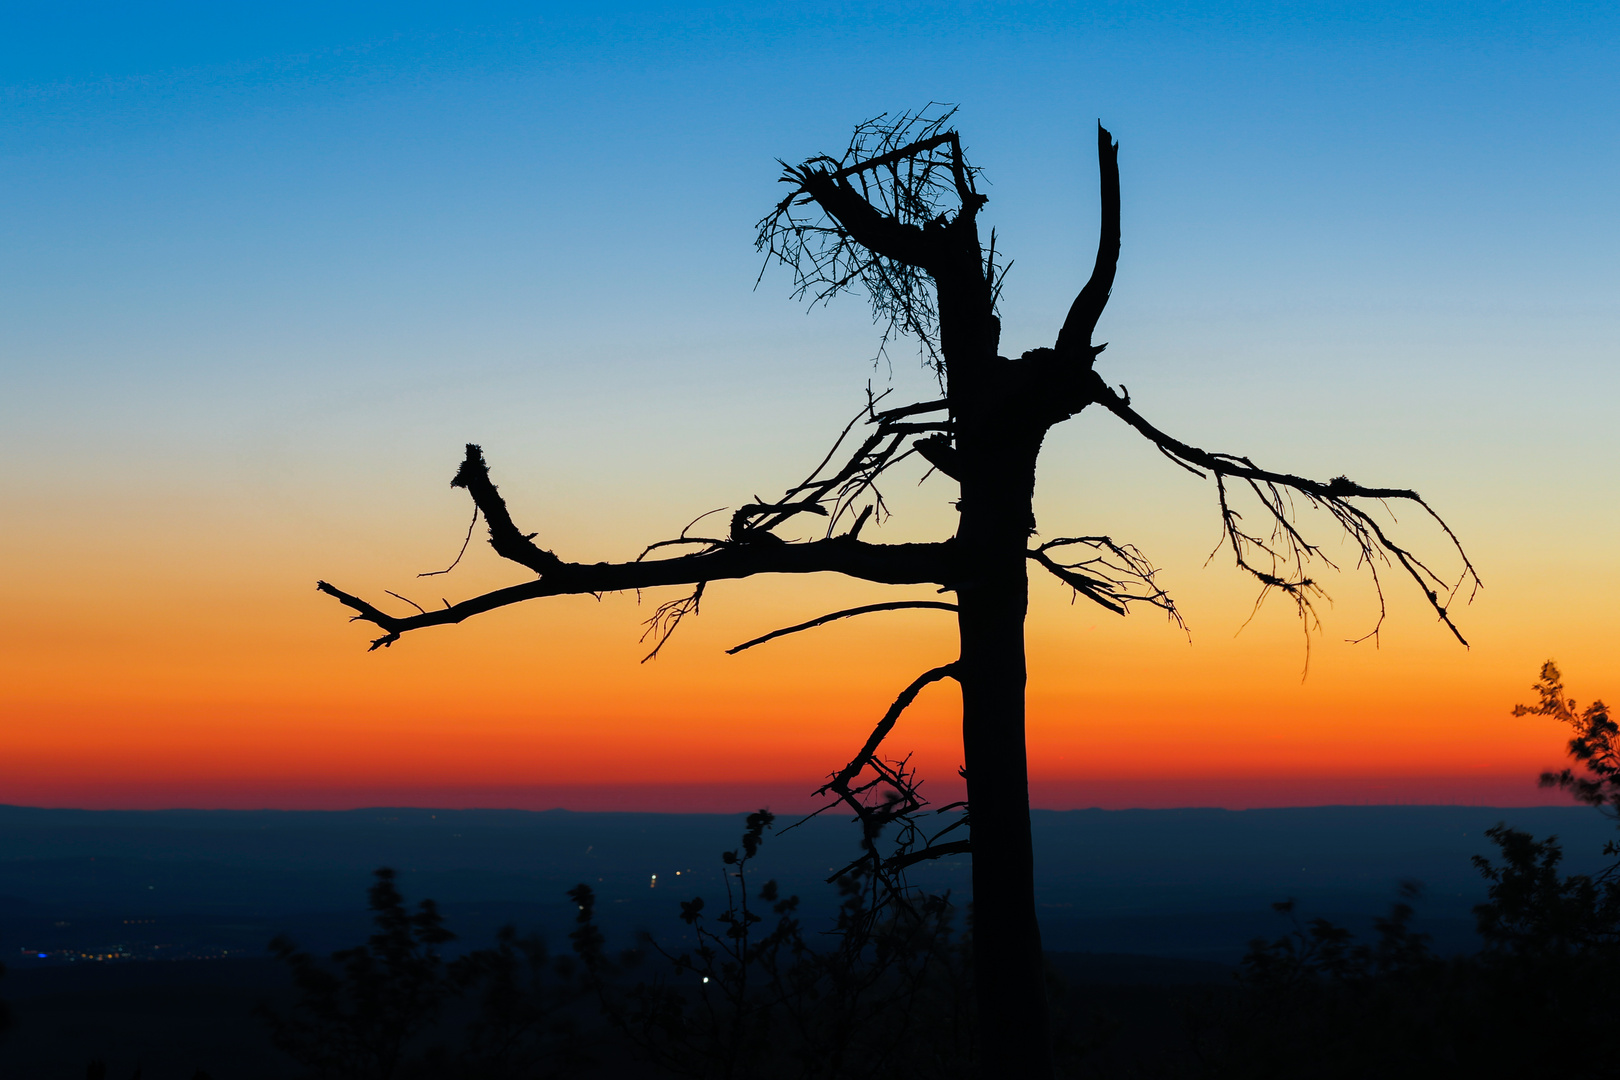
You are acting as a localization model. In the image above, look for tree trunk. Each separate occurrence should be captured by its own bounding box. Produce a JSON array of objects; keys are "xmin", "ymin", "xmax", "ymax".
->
[{"xmin": 956, "ymin": 437, "xmax": 1052, "ymax": 1079}]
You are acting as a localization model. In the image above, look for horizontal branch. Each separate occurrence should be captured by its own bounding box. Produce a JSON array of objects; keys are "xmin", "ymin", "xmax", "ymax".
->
[
  {"xmin": 870, "ymin": 398, "xmax": 948, "ymax": 423},
  {"xmin": 727, "ymin": 600, "xmax": 959, "ymax": 655},
  {"xmin": 320, "ymin": 536, "xmax": 956, "ymax": 650},
  {"xmin": 1092, "ymin": 374, "xmax": 1416, "ymax": 501},
  {"xmin": 886, "ymin": 838, "xmax": 972, "ymax": 872}
]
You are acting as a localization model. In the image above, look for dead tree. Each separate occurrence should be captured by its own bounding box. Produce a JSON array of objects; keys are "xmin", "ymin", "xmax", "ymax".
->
[{"xmin": 320, "ymin": 110, "xmax": 1479, "ymax": 1079}]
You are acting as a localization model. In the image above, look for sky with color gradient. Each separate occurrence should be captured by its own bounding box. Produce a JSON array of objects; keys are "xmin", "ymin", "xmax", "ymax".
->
[{"xmin": 3, "ymin": 1, "xmax": 1618, "ymax": 812}]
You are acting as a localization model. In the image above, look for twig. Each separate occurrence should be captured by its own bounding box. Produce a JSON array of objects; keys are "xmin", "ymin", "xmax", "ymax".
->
[
  {"xmin": 419, "ymin": 506, "xmax": 479, "ymax": 577},
  {"xmin": 727, "ymin": 601, "xmax": 958, "ymax": 654}
]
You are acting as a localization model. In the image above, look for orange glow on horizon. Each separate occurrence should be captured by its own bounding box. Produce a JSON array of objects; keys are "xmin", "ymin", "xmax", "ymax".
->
[{"xmin": 4, "ymin": 429, "xmax": 1614, "ymax": 815}]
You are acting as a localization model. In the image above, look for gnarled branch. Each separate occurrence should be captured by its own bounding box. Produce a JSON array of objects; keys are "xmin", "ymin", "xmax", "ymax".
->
[
  {"xmin": 320, "ymin": 442, "xmax": 955, "ymax": 650},
  {"xmin": 324, "ymin": 411, "xmax": 964, "ymax": 653},
  {"xmin": 1053, "ymin": 123, "xmax": 1120, "ymax": 363},
  {"xmin": 319, "ymin": 534, "xmax": 954, "ymax": 651},
  {"xmin": 450, "ymin": 445, "xmax": 561, "ymax": 574}
]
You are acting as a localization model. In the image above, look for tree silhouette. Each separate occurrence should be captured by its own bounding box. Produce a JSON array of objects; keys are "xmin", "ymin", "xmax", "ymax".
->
[
  {"xmin": 320, "ymin": 108, "xmax": 1478, "ymax": 1077},
  {"xmin": 1514, "ymin": 660, "xmax": 1620, "ymax": 822},
  {"xmin": 1476, "ymin": 661, "xmax": 1620, "ymax": 953}
]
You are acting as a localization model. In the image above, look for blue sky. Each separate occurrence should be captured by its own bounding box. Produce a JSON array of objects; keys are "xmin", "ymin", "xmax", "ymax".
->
[{"xmin": 5, "ymin": 2, "xmax": 1614, "ymax": 519}]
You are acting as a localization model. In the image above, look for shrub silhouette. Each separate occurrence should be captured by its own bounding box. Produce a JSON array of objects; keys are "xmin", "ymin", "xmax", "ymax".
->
[
  {"xmin": 261, "ymin": 869, "xmax": 458, "ymax": 1080},
  {"xmin": 1515, "ymin": 660, "xmax": 1620, "ymax": 822},
  {"xmin": 567, "ymin": 810, "xmax": 973, "ymax": 1080},
  {"xmin": 262, "ymin": 816, "xmax": 980, "ymax": 1079},
  {"xmin": 1183, "ymin": 664, "xmax": 1620, "ymax": 1079},
  {"xmin": 263, "ymin": 867, "xmax": 590, "ymax": 1080}
]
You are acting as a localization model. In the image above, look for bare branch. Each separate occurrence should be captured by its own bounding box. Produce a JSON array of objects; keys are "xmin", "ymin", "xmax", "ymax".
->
[
  {"xmin": 319, "ymin": 532, "xmax": 955, "ymax": 651},
  {"xmin": 806, "ymin": 664, "xmax": 966, "ymax": 888},
  {"xmin": 450, "ymin": 444, "xmax": 563, "ymax": 575},
  {"xmin": 640, "ymin": 581, "xmax": 706, "ymax": 663},
  {"xmin": 637, "ymin": 506, "xmax": 727, "ymax": 561},
  {"xmin": 870, "ymin": 398, "xmax": 947, "ymax": 423},
  {"xmin": 635, "ymin": 537, "xmax": 727, "ymax": 560},
  {"xmin": 1028, "ymin": 550, "xmax": 1125, "ymax": 615},
  {"xmin": 824, "ymin": 663, "xmax": 958, "ymax": 805},
  {"xmin": 828, "ymin": 131, "xmax": 957, "ymax": 183},
  {"xmin": 886, "ymin": 839, "xmax": 972, "ymax": 873},
  {"xmin": 383, "ymin": 590, "xmax": 427, "ymax": 616},
  {"xmin": 1028, "ymin": 535, "xmax": 1186, "ymax": 631},
  {"xmin": 418, "ymin": 505, "xmax": 479, "ymax": 578},
  {"xmin": 727, "ymin": 600, "xmax": 959, "ymax": 655},
  {"xmin": 1091, "ymin": 374, "xmax": 1481, "ymax": 646}
]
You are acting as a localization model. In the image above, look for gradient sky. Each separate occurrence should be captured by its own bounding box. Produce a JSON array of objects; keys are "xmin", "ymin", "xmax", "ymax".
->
[{"xmin": 3, "ymin": 1, "xmax": 1618, "ymax": 811}]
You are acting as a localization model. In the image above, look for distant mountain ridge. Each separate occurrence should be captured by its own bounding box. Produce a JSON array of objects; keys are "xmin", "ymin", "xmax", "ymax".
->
[{"xmin": 1, "ymin": 804, "xmax": 1612, "ymax": 963}]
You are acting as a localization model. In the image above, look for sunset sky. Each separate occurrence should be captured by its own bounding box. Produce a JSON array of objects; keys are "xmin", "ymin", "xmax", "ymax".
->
[{"xmin": 3, "ymin": 1, "xmax": 1617, "ymax": 812}]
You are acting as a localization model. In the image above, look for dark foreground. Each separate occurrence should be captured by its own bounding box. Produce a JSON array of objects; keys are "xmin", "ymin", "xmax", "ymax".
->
[
  {"xmin": 2, "ymin": 803, "xmax": 1617, "ymax": 1078},
  {"xmin": 2, "ymin": 951, "xmax": 1234, "ymax": 1079}
]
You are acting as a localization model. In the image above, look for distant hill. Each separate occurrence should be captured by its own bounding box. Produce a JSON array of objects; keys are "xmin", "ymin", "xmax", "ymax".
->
[{"xmin": 1, "ymin": 803, "xmax": 1612, "ymax": 964}]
